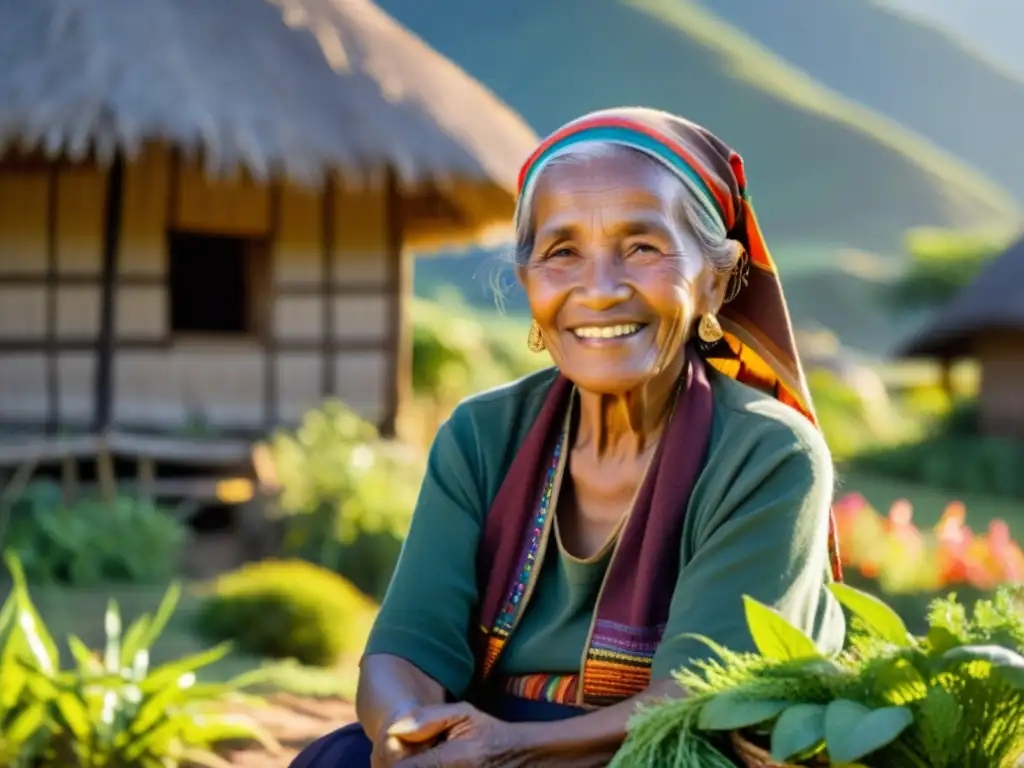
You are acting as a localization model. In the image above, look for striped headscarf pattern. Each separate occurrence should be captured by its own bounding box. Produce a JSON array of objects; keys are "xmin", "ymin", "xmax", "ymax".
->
[{"xmin": 516, "ymin": 107, "xmax": 842, "ymax": 582}]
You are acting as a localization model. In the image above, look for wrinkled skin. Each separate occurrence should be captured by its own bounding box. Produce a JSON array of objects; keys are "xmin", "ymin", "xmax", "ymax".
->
[
  {"xmin": 519, "ymin": 148, "xmax": 727, "ymax": 398},
  {"xmin": 388, "ymin": 703, "xmax": 529, "ymax": 768}
]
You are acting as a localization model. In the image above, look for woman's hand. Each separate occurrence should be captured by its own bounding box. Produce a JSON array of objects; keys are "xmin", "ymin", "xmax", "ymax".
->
[
  {"xmin": 370, "ymin": 704, "xmax": 451, "ymax": 768},
  {"xmin": 389, "ymin": 702, "xmax": 529, "ymax": 767},
  {"xmin": 371, "ymin": 733, "xmax": 437, "ymax": 768}
]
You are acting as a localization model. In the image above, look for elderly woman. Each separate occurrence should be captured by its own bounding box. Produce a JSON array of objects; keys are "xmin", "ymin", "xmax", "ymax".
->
[{"xmin": 292, "ymin": 108, "xmax": 846, "ymax": 768}]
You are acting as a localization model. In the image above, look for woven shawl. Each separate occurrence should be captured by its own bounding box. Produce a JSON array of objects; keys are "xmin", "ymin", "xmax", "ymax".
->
[{"xmin": 474, "ymin": 108, "xmax": 842, "ymax": 708}]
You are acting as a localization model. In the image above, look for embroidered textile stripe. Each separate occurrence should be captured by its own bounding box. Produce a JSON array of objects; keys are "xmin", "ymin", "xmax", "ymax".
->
[{"xmin": 500, "ymin": 674, "xmax": 581, "ymax": 705}]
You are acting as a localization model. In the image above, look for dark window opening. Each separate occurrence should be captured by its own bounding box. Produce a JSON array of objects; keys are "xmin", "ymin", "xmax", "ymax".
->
[{"xmin": 168, "ymin": 231, "xmax": 266, "ymax": 335}]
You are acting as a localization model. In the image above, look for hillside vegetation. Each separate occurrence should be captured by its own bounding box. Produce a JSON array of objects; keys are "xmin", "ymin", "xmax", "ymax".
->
[
  {"xmin": 380, "ymin": 0, "xmax": 1014, "ymax": 255},
  {"xmin": 704, "ymin": 0, "xmax": 1024, "ymax": 203}
]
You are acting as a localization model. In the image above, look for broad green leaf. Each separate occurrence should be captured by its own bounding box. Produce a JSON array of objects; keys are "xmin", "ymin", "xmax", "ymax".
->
[
  {"xmin": 182, "ymin": 715, "xmax": 279, "ymax": 750},
  {"xmin": 770, "ymin": 703, "xmax": 826, "ymax": 763},
  {"xmin": 130, "ymin": 686, "xmax": 190, "ymax": 736},
  {"xmin": 995, "ymin": 665, "xmax": 1024, "ymax": 689},
  {"xmin": 698, "ymin": 694, "xmax": 790, "ymax": 731},
  {"xmin": 140, "ymin": 643, "xmax": 232, "ymax": 693},
  {"xmin": 4, "ymin": 701, "xmax": 48, "ymax": 747},
  {"xmin": 17, "ymin": 611, "xmax": 55, "ymax": 676},
  {"xmin": 926, "ymin": 625, "xmax": 961, "ymax": 655},
  {"xmin": 828, "ymin": 584, "xmax": 912, "ymax": 647},
  {"xmin": 67, "ymin": 634, "xmax": 103, "ymax": 675},
  {"xmin": 938, "ymin": 644, "xmax": 1024, "ymax": 690},
  {"xmin": 824, "ymin": 700, "xmax": 913, "ymax": 763},
  {"xmin": 4, "ymin": 552, "xmax": 59, "ymax": 668},
  {"xmin": 743, "ymin": 596, "xmax": 821, "ymax": 661},
  {"xmin": 939, "ymin": 644, "xmax": 1024, "ymax": 672},
  {"xmin": 54, "ymin": 691, "xmax": 92, "ymax": 741},
  {"xmin": 0, "ymin": 590, "xmax": 15, "ymax": 635},
  {"xmin": 119, "ymin": 615, "xmax": 151, "ymax": 670},
  {"xmin": 103, "ymin": 599, "xmax": 122, "ymax": 674},
  {"xmin": 122, "ymin": 717, "xmax": 182, "ymax": 761},
  {"xmin": 139, "ymin": 582, "xmax": 181, "ymax": 650}
]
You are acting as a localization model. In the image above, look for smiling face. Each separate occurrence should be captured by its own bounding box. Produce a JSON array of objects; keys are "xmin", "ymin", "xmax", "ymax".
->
[{"xmin": 518, "ymin": 146, "xmax": 724, "ymax": 395}]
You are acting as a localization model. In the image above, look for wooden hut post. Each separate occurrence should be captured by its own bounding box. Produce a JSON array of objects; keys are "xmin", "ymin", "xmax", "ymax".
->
[
  {"xmin": 938, "ymin": 357, "xmax": 954, "ymax": 398},
  {"xmin": 381, "ymin": 168, "xmax": 408, "ymax": 438},
  {"xmin": 321, "ymin": 175, "xmax": 336, "ymax": 397},
  {"xmin": 94, "ymin": 154, "xmax": 126, "ymax": 433}
]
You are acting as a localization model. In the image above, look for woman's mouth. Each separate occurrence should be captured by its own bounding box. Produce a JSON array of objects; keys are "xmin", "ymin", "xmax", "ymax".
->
[{"xmin": 571, "ymin": 322, "xmax": 647, "ymax": 341}]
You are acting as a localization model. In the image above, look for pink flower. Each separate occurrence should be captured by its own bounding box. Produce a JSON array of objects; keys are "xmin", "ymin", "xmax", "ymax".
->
[{"xmin": 837, "ymin": 495, "xmax": 1024, "ymax": 594}]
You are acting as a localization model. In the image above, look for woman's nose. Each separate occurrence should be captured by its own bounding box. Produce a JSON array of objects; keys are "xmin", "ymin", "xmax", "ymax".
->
[{"xmin": 578, "ymin": 252, "xmax": 630, "ymax": 309}]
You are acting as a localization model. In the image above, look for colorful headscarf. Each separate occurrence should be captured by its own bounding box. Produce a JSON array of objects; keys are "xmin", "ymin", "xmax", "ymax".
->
[{"xmin": 515, "ymin": 107, "xmax": 842, "ymax": 582}]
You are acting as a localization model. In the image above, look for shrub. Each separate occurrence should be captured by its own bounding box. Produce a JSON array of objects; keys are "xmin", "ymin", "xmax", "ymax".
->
[
  {"xmin": 852, "ymin": 400, "xmax": 1024, "ymax": 499},
  {"xmin": 194, "ymin": 559, "xmax": 377, "ymax": 667},
  {"xmin": 4, "ymin": 481, "xmax": 187, "ymax": 586},
  {"xmin": 411, "ymin": 295, "xmax": 542, "ymax": 404},
  {"xmin": 807, "ymin": 369, "xmax": 916, "ymax": 461},
  {"xmin": 262, "ymin": 400, "xmax": 424, "ymax": 599},
  {"xmin": 0, "ymin": 552, "xmax": 272, "ymax": 767},
  {"xmin": 887, "ymin": 226, "xmax": 1011, "ymax": 310}
]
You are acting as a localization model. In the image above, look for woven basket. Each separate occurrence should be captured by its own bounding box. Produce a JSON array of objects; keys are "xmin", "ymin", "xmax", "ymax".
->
[{"xmin": 729, "ymin": 732, "xmax": 798, "ymax": 768}]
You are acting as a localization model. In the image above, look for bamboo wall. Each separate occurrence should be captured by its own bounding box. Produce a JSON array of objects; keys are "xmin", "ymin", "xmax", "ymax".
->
[{"xmin": 0, "ymin": 145, "xmax": 406, "ymax": 434}]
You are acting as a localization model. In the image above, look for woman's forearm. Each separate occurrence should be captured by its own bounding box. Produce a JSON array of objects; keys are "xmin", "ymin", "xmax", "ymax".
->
[
  {"xmin": 516, "ymin": 679, "xmax": 683, "ymax": 765},
  {"xmin": 355, "ymin": 653, "xmax": 447, "ymax": 744}
]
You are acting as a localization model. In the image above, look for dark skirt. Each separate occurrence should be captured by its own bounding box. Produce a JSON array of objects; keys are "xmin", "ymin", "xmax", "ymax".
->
[{"xmin": 289, "ymin": 693, "xmax": 584, "ymax": 767}]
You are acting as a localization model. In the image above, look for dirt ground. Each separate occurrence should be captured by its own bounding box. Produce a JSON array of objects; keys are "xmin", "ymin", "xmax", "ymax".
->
[{"xmin": 222, "ymin": 694, "xmax": 357, "ymax": 767}]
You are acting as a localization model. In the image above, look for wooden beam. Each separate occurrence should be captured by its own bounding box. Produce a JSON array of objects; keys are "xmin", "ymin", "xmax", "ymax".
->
[
  {"xmin": 0, "ymin": 273, "xmax": 163, "ymax": 287},
  {"xmin": 0, "ymin": 337, "xmax": 381, "ymax": 353},
  {"xmin": 94, "ymin": 154, "xmax": 126, "ymax": 432},
  {"xmin": 263, "ymin": 183, "xmax": 281, "ymax": 429},
  {"xmin": 45, "ymin": 165, "xmax": 59, "ymax": 433},
  {"xmin": 321, "ymin": 176, "xmax": 336, "ymax": 397},
  {"xmin": 381, "ymin": 168, "xmax": 408, "ymax": 438},
  {"xmin": 0, "ymin": 431, "xmax": 251, "ymax": 467}
]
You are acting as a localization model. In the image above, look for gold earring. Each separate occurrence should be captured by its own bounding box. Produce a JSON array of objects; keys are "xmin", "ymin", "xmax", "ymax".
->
[
  {"xmin": 527, "ymin": 319, "xmax": 546, "ymax": 353},
  {"xmin": 698, "ymin": 314, "xmax": 723, "ymax": 344}
]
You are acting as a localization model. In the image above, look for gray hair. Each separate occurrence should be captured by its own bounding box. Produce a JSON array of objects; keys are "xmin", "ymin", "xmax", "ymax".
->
[{"xmin": 513, "ymin": 141, "xmax": 742, "ymax": 277}]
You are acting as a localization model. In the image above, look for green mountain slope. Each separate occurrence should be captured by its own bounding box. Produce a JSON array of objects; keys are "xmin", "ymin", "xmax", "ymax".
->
[
  {"xmin": 379, "ymin": 0, "xmax": 1015, "ymax": 254},
  {"xmin": 703, "ymin": 0, "xmax": 1024, "ymax": 204},
  {"xmin": 882, "ymin": 0, "xmax": 1024, "ymax": 81}
]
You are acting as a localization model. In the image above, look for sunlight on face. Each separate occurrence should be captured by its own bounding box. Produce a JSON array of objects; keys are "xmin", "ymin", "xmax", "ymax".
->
[{"xmin": 520, "ymin": 148, "xmax": 717, "ymax": 395}]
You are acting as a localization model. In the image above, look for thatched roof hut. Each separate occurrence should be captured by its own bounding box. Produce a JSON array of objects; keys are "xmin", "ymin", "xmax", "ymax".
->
[
  {"xmin": 0, "ymin": 0, "xmax": 537, "ymax": 441},
  {"xmin": 0, "ymin": 0, "xmax": 537, "ymax": 247},
  {"xmin": 899, "ymin": 235, "xmax": 1024, "ymax": 437}
]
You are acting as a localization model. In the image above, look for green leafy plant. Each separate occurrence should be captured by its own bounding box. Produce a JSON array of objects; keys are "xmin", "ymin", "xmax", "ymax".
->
[
  {"xmin": 613, "ymin": 584, "xmax": 1024, "ymax": 767},
  {"xmin": 852, "ymin": 400, "xmax": 1024, "ymax": 501},
  {"xmin": 262, "ymin": 400, "xmax": 424, "ymax": 599},
  {"xmin": 0, "ymin": 551, "xmax": 276, "ymax": 767},
  {"xmin": 0, "ymin": 556, "xmax": 58, "ymax": 766},
  {"xmin": 5, "ymin": 481, "xmax": 187, "ymax": 586},
  {"xmin": 888, "ymin": 227, "xmax": 1012, "ymax": 311},
  {"xmin": 193, "ymin": 559, "xmax": 377, "ymax": 667}
]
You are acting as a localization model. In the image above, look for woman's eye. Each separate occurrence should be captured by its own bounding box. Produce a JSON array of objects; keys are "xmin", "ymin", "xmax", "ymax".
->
[
  {"xmin": 628, "ymin": 243, "xmax": 661, "ymax": 256},
  {"xmin": 547, "ymin": 246, "xmax": 576, "ymax": 259}
]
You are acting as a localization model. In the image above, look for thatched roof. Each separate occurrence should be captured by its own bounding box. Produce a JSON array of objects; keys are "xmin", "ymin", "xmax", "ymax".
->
[
  {"xmin": 0, "ymin": 0, "xmax": 538, "ymax": 248},
  {"xmin": 899, "ymin": 236, "xmax": 1024, "ymax": 359}
]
